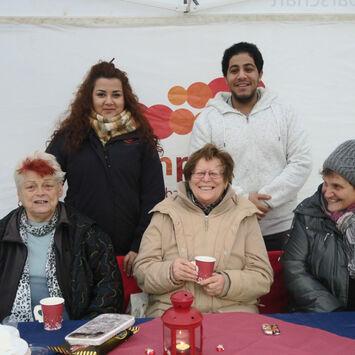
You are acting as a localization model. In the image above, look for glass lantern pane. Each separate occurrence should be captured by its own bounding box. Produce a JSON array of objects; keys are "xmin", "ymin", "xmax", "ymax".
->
[
  {"xmin": 163, "ymin": 325, "xmax": 171, "ymax": 354},
  {"xmin": 176, "ymin": 329, "xmax": 190, "ymax": 345},
  {"xmin": 194, "ymin": 327, "xmax": 201, "ymax": 343},
  {"xmin": 176, "ymin": 329, "xmax": 191, "ymax": 353},
  {"xmin": 194, "ymin": 327, "xmax": 202, "ymax": 354}
]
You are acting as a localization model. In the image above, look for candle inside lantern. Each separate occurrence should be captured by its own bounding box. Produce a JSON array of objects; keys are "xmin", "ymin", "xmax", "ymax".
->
[{"xmin": 176, "ymin": 341, "xmax": 190, "ymax": 354}]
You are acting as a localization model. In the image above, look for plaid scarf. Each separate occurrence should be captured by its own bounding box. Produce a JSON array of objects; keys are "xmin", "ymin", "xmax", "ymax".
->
[
  {"xmin": 320, "ymin": 193, "xmax": 355, "ymax": 278},
  {"xmin": 8, "ymin": 209, "xmax": 63, "ymax": 322},
  {"xmin": 89, "ymin": 110, "xmax": 137, "ymax": 145}
]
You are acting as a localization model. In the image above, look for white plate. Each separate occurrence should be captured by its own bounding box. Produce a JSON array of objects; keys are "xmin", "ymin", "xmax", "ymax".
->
[
  {"xmin": 0, "ymin": 325, "xmax": 20, "ymax": 338},
  {"xmin": 0, "ymin": 337, "xmax": 29, "ymax": 355},
  {"xmin": 0, "ymin": 325, "xmax": 29, "ymax": 355},
  {"xmin": 12, "ymin": 338, "xmax": 29, "ymax": 355}
]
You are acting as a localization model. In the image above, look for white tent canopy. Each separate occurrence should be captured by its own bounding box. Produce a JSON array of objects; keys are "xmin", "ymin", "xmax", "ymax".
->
[
  {"xmin": 0, "ymin": 0, "xmax": 354, "ymax": 216},
  {"xmin": 1, "ymin": 0, "xmax": 354, "ymax": 17}
]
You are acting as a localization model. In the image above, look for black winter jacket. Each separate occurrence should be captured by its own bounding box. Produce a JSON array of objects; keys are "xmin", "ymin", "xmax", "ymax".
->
[
  {"xmin": 46, "ymin": 130, "xmax": 165, "ymax": 255},
  {"xmin": 0, "ymin": 203, "xmax": 123, "ymax": 322},
  {"xmin": 282, "ymin": 184, "xmax": 348, "ymax": 312}
]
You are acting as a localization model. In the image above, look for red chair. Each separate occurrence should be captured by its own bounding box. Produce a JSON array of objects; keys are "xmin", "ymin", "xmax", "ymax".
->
[
  {"xmin": 116, "ymin": 256, "xmax": 142, "ymax": 312},
  {"xmin": 258, "ymin": 251, "xmax": 290, "ymax": 314}
]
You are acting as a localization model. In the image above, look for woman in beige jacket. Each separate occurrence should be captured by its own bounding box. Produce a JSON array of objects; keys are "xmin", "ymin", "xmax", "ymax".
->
[{"xmin": 134, "ymin": 144, "xmax": 273, "ymax": 317}]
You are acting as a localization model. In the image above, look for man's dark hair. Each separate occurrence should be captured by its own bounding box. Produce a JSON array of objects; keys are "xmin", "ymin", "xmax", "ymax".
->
[{"xmin": 221, "ymin": 42, "xmax": 264, "ymax": 76}]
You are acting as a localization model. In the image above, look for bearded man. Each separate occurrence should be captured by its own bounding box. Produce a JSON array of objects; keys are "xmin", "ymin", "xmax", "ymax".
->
[{"xmin": 189, "ymin": 42, "xmax": 312, "ymax": 251}]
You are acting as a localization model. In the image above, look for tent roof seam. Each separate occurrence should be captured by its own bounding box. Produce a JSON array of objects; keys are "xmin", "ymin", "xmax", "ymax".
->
[{"xmin": 0, "ymin": 13, "xmax": 354, "ymax": 26}]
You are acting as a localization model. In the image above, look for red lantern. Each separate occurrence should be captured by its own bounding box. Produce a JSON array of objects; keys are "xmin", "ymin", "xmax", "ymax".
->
[{"xmin": 161, "ymin": 291, "xmax": 203, "ymax": 355}]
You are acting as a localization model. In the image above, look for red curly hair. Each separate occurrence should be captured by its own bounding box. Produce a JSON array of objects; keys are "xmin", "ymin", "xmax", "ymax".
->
[{"xmin": 49, "ymin": 60, "xmax": 161, "ymax": 153}]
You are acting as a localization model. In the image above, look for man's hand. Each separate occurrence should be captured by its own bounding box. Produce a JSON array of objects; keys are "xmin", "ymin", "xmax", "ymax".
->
[
  {"xmin": 172, "ymin": 258, "xmax": 198, "ymax": 283},
  {"xmin": 123, "ymin": 251, "xmax": 138, "ymax": 277},
  {"xmin": 199, "ymin": 273, "xmax": 225, "ymax": 297},
  {"xmin": 249, "ymin": 193, "xmax": 272, "ymax": 220}
]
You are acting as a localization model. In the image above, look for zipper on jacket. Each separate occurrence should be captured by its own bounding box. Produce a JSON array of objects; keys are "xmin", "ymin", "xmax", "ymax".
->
[{"xmin": 203, "ymin": 215, "xmax": 209, "ymax": 255}]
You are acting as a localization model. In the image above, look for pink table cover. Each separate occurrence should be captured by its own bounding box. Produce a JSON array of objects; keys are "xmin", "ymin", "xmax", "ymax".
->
[{"xmin": 111, "ymin": 312, "xmax": 355, "ymax": 354}]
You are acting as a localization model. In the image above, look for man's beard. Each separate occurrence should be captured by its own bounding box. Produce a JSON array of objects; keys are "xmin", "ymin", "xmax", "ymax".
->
[{"xmin": 231, "ymin": 87, "xmax": 258, "ymax": 104}]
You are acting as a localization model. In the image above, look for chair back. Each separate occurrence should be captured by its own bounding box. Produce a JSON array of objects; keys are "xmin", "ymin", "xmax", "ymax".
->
[
  {"xmin": 116, "ymin": 256, "xmax": 142, "ymax": 312},
  {"xmin": 258, "ymin": 250, "xmax": 290, "ymax": 314}
]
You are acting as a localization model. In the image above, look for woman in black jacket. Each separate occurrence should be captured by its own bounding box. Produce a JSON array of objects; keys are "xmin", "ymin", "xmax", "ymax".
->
[
  {"xmin": 282, "ymin": 140, "xmax": 355, "ymax": 312},
  {"xmin": 47, "ymin": 60, "xmax": 165, "ymax": 277}
]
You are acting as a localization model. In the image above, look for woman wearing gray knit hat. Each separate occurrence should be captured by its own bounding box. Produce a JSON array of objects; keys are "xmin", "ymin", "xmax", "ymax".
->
[{"xmin": 282, "ymin": 139, "xmax": 355, "ymax": 312}]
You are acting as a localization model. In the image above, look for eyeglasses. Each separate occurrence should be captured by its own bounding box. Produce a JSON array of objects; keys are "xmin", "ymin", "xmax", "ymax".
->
[{"xmin": 191, "ymin": 170, "xmax": 224, "ymax": 180}]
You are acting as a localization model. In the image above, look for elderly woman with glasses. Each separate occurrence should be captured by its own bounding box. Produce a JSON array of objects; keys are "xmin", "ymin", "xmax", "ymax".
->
[
  {"xmin": 134, "ymin": 144, "xmax": 273, "ymax": 317},
  {"xmin": 0, "ymin": 151, "xmax": 123, "ymax": 322},
  {"xmin": 282, "ymin": 140, "xmax": 355, "ymax": 312}
]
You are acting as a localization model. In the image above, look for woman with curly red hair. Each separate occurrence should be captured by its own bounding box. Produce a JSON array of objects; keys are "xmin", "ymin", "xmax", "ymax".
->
[{"xmin": 47, "ymin": 60, "xmax": 165, "ymax": 277}]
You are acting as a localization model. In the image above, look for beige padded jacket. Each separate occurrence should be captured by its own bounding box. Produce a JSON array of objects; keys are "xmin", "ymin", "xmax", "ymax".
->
[{"xmin": 133, "ymin": 182, "xmax": 273, "ymax": 317}]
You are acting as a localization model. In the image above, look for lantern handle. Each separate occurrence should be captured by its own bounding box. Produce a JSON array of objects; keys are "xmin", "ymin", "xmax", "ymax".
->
[
  {"xmin": 166, "ymin": 262, "xmax": 193, "ymax": 297},
  {"xmin": 184, "ymin": 283, "xmax": 192, "ymax": 294}
]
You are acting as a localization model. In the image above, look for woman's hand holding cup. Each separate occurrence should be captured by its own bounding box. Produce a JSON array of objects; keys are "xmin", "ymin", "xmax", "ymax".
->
[
  {"xmin": 172, "ymin": 258, "xmax": 198, "ymax": 283},
  {"xmin": 200, "ymin": 273, "xmax": 225, "ymax": 297}
]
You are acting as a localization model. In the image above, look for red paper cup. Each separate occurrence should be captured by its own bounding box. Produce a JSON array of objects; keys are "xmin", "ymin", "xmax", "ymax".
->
[
  {"xmin": 195, "ymin": 256, "xmax": 216, "ymax": 282},
  {"xmin": 33, "ymin": 297, "xmax": 64, "ymax": 331}
]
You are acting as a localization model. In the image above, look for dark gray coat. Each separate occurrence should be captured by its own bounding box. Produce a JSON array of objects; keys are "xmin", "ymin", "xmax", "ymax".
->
[{"xmin": 282, "ymin": 185, "xmax": 348, "ymax": 312}]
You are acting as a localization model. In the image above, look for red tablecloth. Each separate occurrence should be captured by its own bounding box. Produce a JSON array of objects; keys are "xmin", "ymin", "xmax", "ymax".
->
[{"xmin": 112, "ymin": 312, "xmax": 355, "ymax": 354}]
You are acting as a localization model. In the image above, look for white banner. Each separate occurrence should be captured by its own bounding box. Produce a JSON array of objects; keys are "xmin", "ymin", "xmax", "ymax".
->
[{"xmin": 0, "ymin": 17, "xmax": 354, "ymax": 215}]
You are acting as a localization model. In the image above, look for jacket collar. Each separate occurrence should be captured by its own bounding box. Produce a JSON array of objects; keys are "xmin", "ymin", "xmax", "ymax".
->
[
  {"xmin": 2, "ymin": 208, "xmax": 22, "ymax": 243},
  {"xmin": 56, "ymin": 202, "xmax": 71, "ymax": 227},
  {"xmin": 206, "ymin": 87, "xmax": 278, "ymax": 116},
  {"xmin": 152, "ymin": 181, "xmax": 258, "ymax": 218},
  {"xmin": 294, "ymin": 184, "xmax": 341, "ymax": 235},
  {"xmin": 294, "ymin": 184, "xmax": 327, "ymax": 218},
  {"xmin": 1, "ymin": 202, "xmax": 71, "ymax": 244}
]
